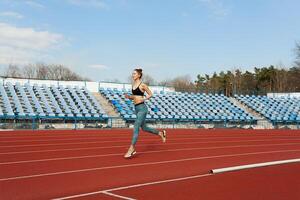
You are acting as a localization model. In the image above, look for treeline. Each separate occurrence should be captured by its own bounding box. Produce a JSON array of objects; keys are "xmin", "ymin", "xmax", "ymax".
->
[
  {"xmin": 195, "ymin": 66, "xmax": 300, "ymax": 95},
  {"xmin": 160, "ymin": 42, "xmax": 300, "ymax": 95},
  {"xmin": 144, "ymin": 66, "xmax": 299, "ymax": 95},
  {"xmin": 3, "ymin": 63, "xmax": 90, "ymax": 81},
  {"xmin": 193, "ymin": 42, "xmax": 300, "ymax": 95}
]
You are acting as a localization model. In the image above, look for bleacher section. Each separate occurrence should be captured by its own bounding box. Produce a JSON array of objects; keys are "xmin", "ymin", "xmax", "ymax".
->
[
  {"xmin": 0, "ymin": 82, "xmax": 107, "ymax": 119},
  {"xmin": 100, "ymin": 88, "xmax": 256, "ymax": 123},
  {"xmin": 1, "ymin": 81, "xmax": 299, "ymax": 128},
  {"xmin": 235, "ymin": 95, "xmax": 300, "ymax": 123}
]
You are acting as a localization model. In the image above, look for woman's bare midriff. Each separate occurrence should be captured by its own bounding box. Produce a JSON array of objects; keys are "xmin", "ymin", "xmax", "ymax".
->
[{"xmin": 133, "ymin": 95, "xmax": 144, "ymax": 105}]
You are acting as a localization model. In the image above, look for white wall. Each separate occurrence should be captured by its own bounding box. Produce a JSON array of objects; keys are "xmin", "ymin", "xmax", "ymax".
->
[{"xmin": 267, "ymin": 93, "xmax": 300, "ymax": 98}]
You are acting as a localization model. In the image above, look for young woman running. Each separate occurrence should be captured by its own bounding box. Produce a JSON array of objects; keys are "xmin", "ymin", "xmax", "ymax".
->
[{"xmin": 124, "ymin": 68, "xmax": 166, "ymax": 158}]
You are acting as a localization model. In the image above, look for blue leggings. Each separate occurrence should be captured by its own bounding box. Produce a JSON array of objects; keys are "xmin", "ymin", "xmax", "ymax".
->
[{"xmin": 131, "ymin": 103, "xmax": 160, "ymax": 145}]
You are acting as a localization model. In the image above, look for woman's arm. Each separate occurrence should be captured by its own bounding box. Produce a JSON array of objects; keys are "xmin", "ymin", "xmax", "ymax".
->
[
  {"xmin": 141, "ymin": 84, "xmax": 153, "ymax": 100},
  {"xmin": 124, "ymin": 93, "xmax": 135, "ymax": 100}
]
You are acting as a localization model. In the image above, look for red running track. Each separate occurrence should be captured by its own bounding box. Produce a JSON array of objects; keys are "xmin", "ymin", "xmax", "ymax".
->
[{"xmin": 0, "ymin": 129, "xmax": 300, "ymax": 200}]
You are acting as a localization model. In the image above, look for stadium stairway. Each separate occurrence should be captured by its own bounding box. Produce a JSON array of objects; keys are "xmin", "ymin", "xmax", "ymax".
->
[
  {"xmin": 229, "ymin": 97, "xmax": 273, "ymax": 129},
  {"xmin": 92, "ymin": 92, "xmax": 127, "ymax": 128}
]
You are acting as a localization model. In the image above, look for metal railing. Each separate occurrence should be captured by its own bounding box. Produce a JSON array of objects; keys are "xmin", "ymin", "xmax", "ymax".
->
[{"xmin": 0, "ymin": 116, "xmax": 299, "ymax": 130}]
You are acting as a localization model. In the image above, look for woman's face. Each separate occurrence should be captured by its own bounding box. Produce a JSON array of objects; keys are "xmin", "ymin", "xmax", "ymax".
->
[{"xmin": 132, "ymin": 70, "xmax": 140, "ymax": 81}]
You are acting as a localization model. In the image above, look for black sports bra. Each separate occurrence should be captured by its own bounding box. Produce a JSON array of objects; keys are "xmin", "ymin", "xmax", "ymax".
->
[{"xmin": 132, "ymin": 82, "xmax": 144, "ymax": 96}]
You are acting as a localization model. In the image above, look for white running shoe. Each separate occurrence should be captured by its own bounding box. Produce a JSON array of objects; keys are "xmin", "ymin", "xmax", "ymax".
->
[
  {"xmin": 124, "ymin": 149, "xmax": 137, "ymax": 159},
  {"xmin": 162, "ymin": 130, "xmax": 167, "ymax": 143}
]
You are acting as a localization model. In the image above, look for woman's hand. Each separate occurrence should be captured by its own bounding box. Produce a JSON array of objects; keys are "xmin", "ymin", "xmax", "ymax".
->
[
  {"xmin": 124, "ymin": 93, "xmax": 130, "ymax": 99},
  {"xmin": 124, "ymin": 94, "xmax": 141, "ymax": 103}
]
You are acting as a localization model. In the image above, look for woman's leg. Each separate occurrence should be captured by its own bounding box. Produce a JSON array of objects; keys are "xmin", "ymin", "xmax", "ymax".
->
[
  {"xmin": 125, "ymin": 104, "xmax": 166, "ymax": 158},
  {"xmin": 141, "ymin": 120, "xmax": 166, "ymax": 142},
  {"xmin": 125, "ymin": 109, "xmax": 145, "ymax": 158},
  {"xmin": 141, "ymin": 120, "xmax": 159, "ymax": 135},
  {"xmin": 131, "ymin": 110, "xmax": 147, "ymax": 145},
  {"xmin": 139, "ymin": 106, "xmax": 166, "ymax": 142},
  {"xmin": 135, "ymin": 104, "xmax": 159, "ymax": 135}
]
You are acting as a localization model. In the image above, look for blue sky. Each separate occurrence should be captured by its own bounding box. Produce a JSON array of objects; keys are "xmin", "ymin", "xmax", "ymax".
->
[{"xmin": 0, "ymin": 0, "xmax": 299, "ymax": 82}]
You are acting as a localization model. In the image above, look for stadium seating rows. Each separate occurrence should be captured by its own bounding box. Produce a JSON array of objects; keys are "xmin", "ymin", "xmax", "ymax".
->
[
  {"xmin": 100, "ymin": 88, "xmax": 256, "ymax": 122},
  {"xmin": 0, "ymin": 82, "xmax": 107, "ymax": 119},
  {"xmin": 1, "ymin": 82, "xmax": 298, "ymax": 124},
  {"xmin": 235, "ymin": 95, "xmax": 300, "ymax": 123}
]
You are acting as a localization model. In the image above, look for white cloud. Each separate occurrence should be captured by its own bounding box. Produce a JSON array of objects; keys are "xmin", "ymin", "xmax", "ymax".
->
[
  {"xmin": 68, "ymin": 0, "xmax": 108, "ymax": 9},
  {"xmin": 0, "ymin": 46, "xmax": 35, "ymax": 65},
  {"xmin": 0, "ymin": 11, "xmax": 24, "ymax": 19},
  {"xmin": 0, "ymin": 23, "xmax": 64, "ymax": 65},
  {"xmin": 198, "ymin": 0, "xmax": 230, "ymax": 18},
  {"xmin": 24, "ymin": 1, "xmax": 45, "ymax": 9},
  {"xmin": 89, "ymin": 64, "xmax": 109, "ymax": 70},
  {"xmin": 1, "ymin": 0, "xmax": 45, "ymax": 9}
]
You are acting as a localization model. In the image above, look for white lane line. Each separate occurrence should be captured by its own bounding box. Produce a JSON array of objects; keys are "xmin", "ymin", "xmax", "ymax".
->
[
  {"xmin": 2, "ymin": 136, "xmax": 300, "ymax": 148},
  {"xmin": 106, "ymin": 174, "xmax": 212, "ymax": 192},
  {"xmin": 0, "ymin": 137, "xmax": 132, "ymax": 143},
  {"xmin": 1, "ymin": 138, "xmax": 299, "ymax": 155},
  {"xmin": 1, "ymin": 149, "xmax": 300, "ymax": 182},
  {"xmin": 0, "ymin": 134, "xmax": 132, "ymax": 140},
  {"xmin": 101, "ymin": 191, "xmax": 136, "ymax": 200},
  {"xmin": 0, "ymin": 136, "xmax": 237, "ymax": 148},
  {"xmin": 53, "ymin": 174, "xmax": 212, "ymax": 200},
  {"xmin": 0, "ymin": 134, "xmax": 232, "ymax": 141},
  {"xmin": 2, "ymin": 142, "xmax": 300, "ymax": 165},
  {"xmin": 0, "ymin": 140, "xmax": 131, "ymax": 148},
  {"xmin": 2, "ymin": 135, "xmax": 300, "ymax": 143},
  {"xmin": 211, "ymin": 158, "xmax": 300, "ymax": 174},
  {"xmin": 52, "ymin": 191, "xmax": 136, "ymax": 200}
]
